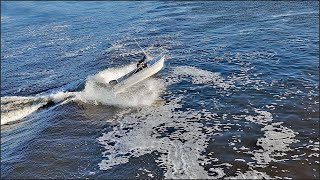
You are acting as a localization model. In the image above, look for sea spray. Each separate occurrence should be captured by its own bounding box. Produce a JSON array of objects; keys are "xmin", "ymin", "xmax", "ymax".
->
[{"xmin": 76, "ymin": 63, "xmax": 165, "ymax": 107}]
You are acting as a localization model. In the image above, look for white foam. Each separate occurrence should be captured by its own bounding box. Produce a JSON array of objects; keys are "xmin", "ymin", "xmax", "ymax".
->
[
  {"xmin": 96, "ymin": 65, "xmax": 280, "ymax": 178},
  {"xmin": 97, "ymin": 94, "xmax": 280, "ymax": 178},
  {"xmin": 1, "ymin": 92, "xmax": 76, "ymax": 125},
  {"xmin": 95, "ymin": 63, "xmax": 311, "ymax": 178},
  {"xmin": 251, "ymin": 122, "xmax": 299, "ymax": 166},
  {"xmin": 170, "ymin": 66, "xmax": 234, "ymax": 90},
  {"xmin": 98, "ymin": 96, "xmax": 217, "ymax": 179},
  {"xmin": 1, "ymin": 100, "xmax": 46, "ymax": 125},
  {"xmin": 1, "ymin": 96, "xmax": 45, "ymax": 125},
  {"xmin": 243, "ymin": 109, "xmax": 273, "ymax": 125}
]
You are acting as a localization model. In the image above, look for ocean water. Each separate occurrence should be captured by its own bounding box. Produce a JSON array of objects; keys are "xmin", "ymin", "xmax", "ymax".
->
[{"xmin": 1, "ymin": 1, "xmax": 319, "ymax": 179}]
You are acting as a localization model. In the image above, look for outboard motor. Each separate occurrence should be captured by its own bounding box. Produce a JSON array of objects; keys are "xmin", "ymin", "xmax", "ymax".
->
[{"xmin": 109, "ymin": 80, "xmax": 118, "ymax": 85}]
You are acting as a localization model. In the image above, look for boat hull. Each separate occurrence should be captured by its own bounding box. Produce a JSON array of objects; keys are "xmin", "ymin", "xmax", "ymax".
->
[{"xmin": 113, "ymin": 55, "xmax": 165, "ymax": 94}]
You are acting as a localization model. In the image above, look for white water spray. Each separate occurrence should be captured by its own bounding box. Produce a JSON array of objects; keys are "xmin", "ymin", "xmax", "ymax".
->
[{"xmin": 76, "ymin": 63, "xmax": 165, "ymax": 107}]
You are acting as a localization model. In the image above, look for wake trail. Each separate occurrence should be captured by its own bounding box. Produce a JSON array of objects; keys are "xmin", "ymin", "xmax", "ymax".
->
[
  {"xmin": 1, "ymin": 62, "xmax": 165, "ymax": 125},
  {"xmin": 1, "ymin": 92, "xmax": 77, "ymax": 125}
]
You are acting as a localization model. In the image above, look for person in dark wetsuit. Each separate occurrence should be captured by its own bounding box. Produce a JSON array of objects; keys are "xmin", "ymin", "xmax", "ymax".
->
[
  {"xmin": 136, "ymin": 54, "xmax": 147, "ymax": 73},
  {"xmin": 109, "ymin": 54, "xmax": 148, "ymax": 85}
]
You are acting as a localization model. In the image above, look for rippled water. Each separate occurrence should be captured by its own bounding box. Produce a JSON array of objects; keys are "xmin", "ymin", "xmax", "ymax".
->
[{"xmin": 1, "ymin": 1, "xmax": 319, "ymax": 179}]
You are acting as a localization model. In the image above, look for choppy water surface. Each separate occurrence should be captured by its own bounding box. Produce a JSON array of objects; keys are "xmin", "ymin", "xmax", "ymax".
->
[{"xmin": 1, "ymin": 1, "xmax": 319, "ymax": 179}]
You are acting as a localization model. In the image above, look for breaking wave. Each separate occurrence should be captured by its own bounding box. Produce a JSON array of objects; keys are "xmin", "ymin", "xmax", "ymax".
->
[{"xmin": 1, "ymin": 92, "xmax": 76, "ymax": 125}]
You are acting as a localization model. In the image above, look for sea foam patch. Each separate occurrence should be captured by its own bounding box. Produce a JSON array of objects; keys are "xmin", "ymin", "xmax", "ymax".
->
[
  {"xmin": 97, "ymin": 91, "xmax": 292, "ymax": 178},
  {"xmin": 98, "ymin": 96, "xmax": 222, "ymax": 179},
  {"xmin": 251, "ymin": 122, "xmax": 299, "ymax": 166},
  {"xmin": 169, "ymin": 66, "xmax": 234, "ymax": 90},
  {"xmin": 97, "ymin": 65, "xmax": 302, "ymax": 178}
]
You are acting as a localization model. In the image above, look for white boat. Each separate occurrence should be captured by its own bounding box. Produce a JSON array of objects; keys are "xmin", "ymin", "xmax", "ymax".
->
[{"xmin": 111, "ymin": 54, "xmax": 165, "ymax": 94}]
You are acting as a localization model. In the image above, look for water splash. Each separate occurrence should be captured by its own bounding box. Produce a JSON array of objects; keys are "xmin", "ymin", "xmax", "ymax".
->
[{"xmin": 76, "ymin": 63, "xmax": 165, "ymax": 107}]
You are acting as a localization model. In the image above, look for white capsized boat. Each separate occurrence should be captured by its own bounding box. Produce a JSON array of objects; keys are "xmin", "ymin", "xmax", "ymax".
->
[{"xmin": 110, "ymin": 54, "xmax": 165, "ymax": 94}]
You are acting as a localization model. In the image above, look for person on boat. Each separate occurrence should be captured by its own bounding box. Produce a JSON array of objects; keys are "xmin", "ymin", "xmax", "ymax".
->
[
  {"xmin": 137, "ymin": 54, "xmax": 146, "ymax": 67},
  {"xmin": 136, "ymin": 54, "xmax": 147, "ymax": 73}
]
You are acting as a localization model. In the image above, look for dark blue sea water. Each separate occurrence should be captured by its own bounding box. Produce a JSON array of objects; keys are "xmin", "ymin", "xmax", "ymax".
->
[{"xmin": 1, "ymin": 1, "xmax": 319, "ymax": 179}]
